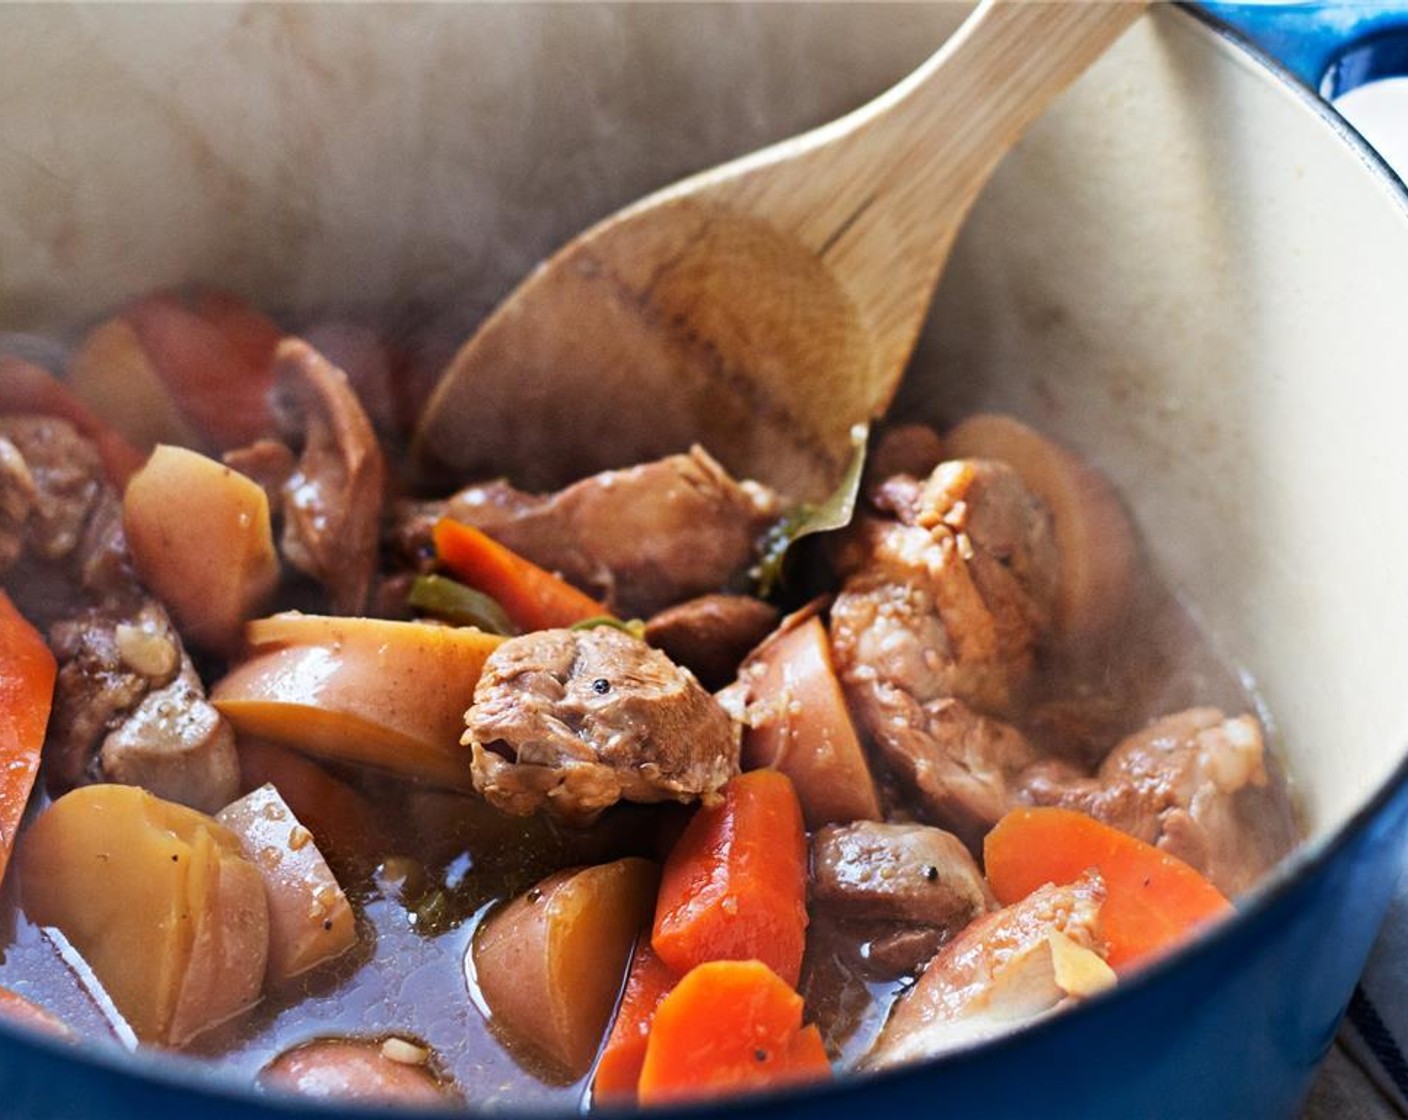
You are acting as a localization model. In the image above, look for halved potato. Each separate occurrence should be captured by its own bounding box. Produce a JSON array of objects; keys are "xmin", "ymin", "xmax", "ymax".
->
[
  {"xmin": 216, "ymin": 784, "xmax": 357, "ymax": 987},
  {"xmin": 213, "ymin": 615, "xmax": 503, "ymax": 791},
  {"xmin": 20, "ymin": 784, "xmax": 268, "ymax": 1047},
  {"xmin": 123, "ymin": 444, "xmax": 278, "ymax": 653},
  {"xmin": 472, "ymin": 858, "xmax": 659, "ymax": 1079}
]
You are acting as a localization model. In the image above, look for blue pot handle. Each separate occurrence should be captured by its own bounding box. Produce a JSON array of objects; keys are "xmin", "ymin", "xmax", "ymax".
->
[{"xmin": 1200, "ymin": 2, "xmax": 1408, "ymax": 97}]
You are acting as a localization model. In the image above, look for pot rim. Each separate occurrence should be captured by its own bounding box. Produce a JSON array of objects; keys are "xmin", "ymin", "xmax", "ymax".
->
[{"xmin": 4, "ymin": 4, "xmax": 1408, "ymax": 1116}]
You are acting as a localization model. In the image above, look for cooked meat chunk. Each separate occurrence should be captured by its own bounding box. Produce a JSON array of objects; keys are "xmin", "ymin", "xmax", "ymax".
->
[
  {"xmin": 99, "ymin": 656, "xmax": 239, "ymax": 814},
  {"xmin": 47, "ymin": 601, "xmax": 181, "ymax": 790},
  {"xmin": 846, "ymin": 687, "xmax": 1038, "ymax": 850},
  {"xmin": 0, "ymin": 435, "xmax": 35, "ymax": 573},
  {"xmin": 832, "ymin": 460, "xmax": 1057, "ymax": 719},
  {"xmin": 1017, "ymin": 708, "xmax": 1295, "ymax": 896},
  {"xmin": 831, "ymin": 459, "xmax": 1056, "ymax": 844},
  {"xmin": 273, "ymin": 339, "xmax": 385, "ymax": 615},
  {"xmin": 0, "ymin": 416, "xmax": 106, "ymax": 566},
  {"xmin": 867, "ymin": 872, "xmax": 1112, "ymax": 1068},
  {"xmin": 47, "ymin": 600, "xmax": 238, "ymax": 811},
  {"xmin": 404, "ymin": 447, "xmax": 781, "ymax": 618},
  {"xmin": 0, "ymin": 416, "xmax": 133, "ymax": 601},
  {"xmin": 644, "ymin": 593, "xmax": 780, "ymax": 690},
  {"xmin": 811, "ymin": 821, "xmax": 994, "ymax": 930},
  {"xmin": 465, "ymin": 627, "xmax": 739, "ymax": 824}
]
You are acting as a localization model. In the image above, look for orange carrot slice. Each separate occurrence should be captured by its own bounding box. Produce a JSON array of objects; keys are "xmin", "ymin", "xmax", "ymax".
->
[
  {"xmin": 433, "ymin": 517, "xmax": 608, "ymax": 633},
  {"xmin": 593, "ymin": 938, "xmax": 678, "ymax": 1106},
  {"xmin": 637, "ymin": 960, "xmax": 830, "ymax": 1106},
  {"xmin": 984, "ymin": 806, "xmax": 1232, "ymax": 971},
  {"xmin": 0, "ymin": 591, "xmax": 56, "ymax": 887},
  {"xmin": 652, "ymin": 770, "xmax": 808, "ymax": 987},
  {"xmin": 0, "ymin": 354, "xmax": 145, "ymax": 485}
]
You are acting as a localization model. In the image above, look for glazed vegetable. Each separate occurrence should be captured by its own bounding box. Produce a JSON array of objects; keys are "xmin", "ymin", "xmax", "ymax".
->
[
  {"xmin": 67, "ymin": 317, "xmax": 205, "ymax": 453},
  {"xmin": 408, "ymin": 573, "xmax": 515, "ymax": 635},
  {"xmin": 20, "ymin": 784, "xmax": 269, "ymax": 1046},
  {"xmin": 123, "ymin": 292, "xmax": 279, "ymax": 450},
  {"xmin": 593, "ymin": 938, "xmax": 677, "ymax": 1106},
  {"xmin": 736, "ymin": 614, "xmax": 881, "ymax": 829},
  {"xmin": 216, "ymin": 784, "xmax": 356, "ymax": 987},
  {"xmin": 261, "ymin": 1037, "xmax": 456, "ymax": 1105},
  {"xmin": 943, "ymin": 414, "xmax": 1135, "ymax": 643},
  {"xmin": 434, "ymin": 517, "xmax": 608, "ymax": 632},
  {"xmin": 213, "ymin": 614, "xmax": 503, "ymax": 791},
  {"xmin": 0, "ymin": 354, "xmax": 145, "ymax": 484},
  {"xmin": 984, "ymin": 806, "xmax": 1232, "ymax": 971},
  {"xmin": 652, "ymin": 770, "xmax": 809, "ymax": 987},
  {"xmin": 237, "ymin": 739, "xmax": 388, "ymax": 867},
  {"xmin": 188, "ymin": 288, "xmax": 285, "ymax": 374},
  {"xmin": 122, "ymin": 445, "xmax": 279, "ymax": 653},
  {"xmin": 0, "ymin": 591, "xmax": 55, "ymax": 888},
  {"xmin": 473, "ymin": 858, "xmax": 660, "ymax": 1079},
  {"xmin": 636, "ymin": 960, "xmax": 830, "ymax": 1106}
]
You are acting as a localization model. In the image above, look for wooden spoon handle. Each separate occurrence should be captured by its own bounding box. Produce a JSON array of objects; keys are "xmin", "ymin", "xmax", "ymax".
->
[{"xmin": 679, "ymin": 0, "xmax": 1146, "ymax": 380}]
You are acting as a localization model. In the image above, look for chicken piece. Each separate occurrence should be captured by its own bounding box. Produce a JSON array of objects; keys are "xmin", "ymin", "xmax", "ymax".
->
[
  {"xmin": 273, "ymin": 339, "xmax": 385, "ymax": 615},
  {"xmin": 1017, "ymin": 708, "xmax": 1296, "ymax": 897},
  {"xmin": 832, "ymin": 460, "xmax": 1057, "ymax": 720},
  {"xmin": 644, "ymin": 593, "xmax": 780, "ymax": 691},
  {"xmin": 0, "ymin": 416, "xmax": 135, "ymax": 603},
  {"xmin": 810, "ymin": 821, "xmax": 994, "ymax": 976},
  {"xmin": 399, "ymin": 446, "xmax": 781, "ymax": 619},
  {"xmin": 0, "ymin": 416, "xmax": 107, "ymax": 567},
  {"xmin": 47, "ymin": 600, "xmax": 238, "ymax": 812},
  {"xmin": 867, "ymin": 872, "xmax": 1113, "ymax": 1068},
  {"xmin": 864, "ymin": 423, "xmax": 946, "ymax": 496},
  {"xmin": 99, "ymin": 655, "xmax": 239, "ymax": 814},
  {"xmin": 811, "ymin": 821, "xmax": 994, "ymax": 930},
  {"xmin": 465, "ymin": 626, "xmax": 739, "ymax": 824},
  {"xmin": 0, "ymin": 435, "xmax": 35, "ymax": 574}
]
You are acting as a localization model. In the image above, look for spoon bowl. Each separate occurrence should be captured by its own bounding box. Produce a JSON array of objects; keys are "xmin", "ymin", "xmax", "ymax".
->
[{"xmin": 413, "ymin": 0, "xmax": 1147, "ymax": 501}]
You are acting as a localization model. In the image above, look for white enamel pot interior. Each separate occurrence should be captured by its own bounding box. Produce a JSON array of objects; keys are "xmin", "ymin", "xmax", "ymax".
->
[{"xmin": 2, "ymin": 2, "xmax": 1408, "ymax": 1116}]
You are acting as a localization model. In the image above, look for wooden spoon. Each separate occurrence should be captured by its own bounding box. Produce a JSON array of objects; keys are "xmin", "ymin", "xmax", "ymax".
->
[{"xmin": 414, "ymin": 1, "xmax": 1146, "ymax": 503}]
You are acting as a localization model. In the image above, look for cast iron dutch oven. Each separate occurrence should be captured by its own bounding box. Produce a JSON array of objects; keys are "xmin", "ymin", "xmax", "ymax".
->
[{"xmin": 2, "ymin": 3, "xmax": 1408, "ymax": 1117}]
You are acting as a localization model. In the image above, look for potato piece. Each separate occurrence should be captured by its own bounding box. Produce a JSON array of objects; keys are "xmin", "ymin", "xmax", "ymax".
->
[
  {"xmin": 123, "ymin": 445, "xmax": 278, "ymax": 653},
  {"xmin": 736, "ymin": 615, "xmax": 881, "ymax": 828},
  {"xmin": 67, "ymin": 317, "xmax": 206, "ymax": 453},
  {"xmin": 20, "ymin": 784, "xmax": 268, "ymax": 1047},
  {"xmin": 213, "ymin": 615, "xmax": 504, "ymax": 791},
  {"xmin": 943, "ymin": 414, "xmax": 1136, "ymax": 643},
  {"xmin": 238, "ymin": 739, "xmax": 389, "ymax": 867},
  {"xmin": 472, "ymin": 858, "xmax": 659, "ymax": 1079},
  {"xmin": 216, "ymin": 784, "xmax": 357, "ymax": 987},
  {"xmin": 261, "ymin": 1037, "xmax": 456, "ymax": 1104}
]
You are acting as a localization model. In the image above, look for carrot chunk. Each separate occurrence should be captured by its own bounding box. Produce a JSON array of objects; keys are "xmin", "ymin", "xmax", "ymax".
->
[
  {"xmin": 0, "ymin": 354, "xmax": 145, "ymax": 485},
  {"xmin": 637, "ymin": 960, "xmax": 830, "ymax": 1106},
  {"xmin": 652, "ymin": 770, "xmax": 808, "ymax": 986},
  {"xmin": 432, "ymin": 517, "xmax": 608, "ymax": 632},
  {"xmin": 592, "ymin": 938, "xmax": 678, "ymax": 1106},
  {"xmin": 0, "ymin": 591, "xmax": 56, "ymax": 887},
  {"xmin": 984, "ymin": 806, "xmax": 1232, "ymax": 971}
]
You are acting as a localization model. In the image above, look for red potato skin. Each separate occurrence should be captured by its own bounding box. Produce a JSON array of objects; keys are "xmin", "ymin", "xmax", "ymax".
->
[
  {"xmin": 738, "ymin": 614, "xmax": 882, "ymax": 828},
  {"xmin": 261, "ymin": 1038, "xmax": 454, "ymax": 1105},
  {"xmin": 473, "ymin": 858, "xmax": 660, "ymax": 1080}
]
